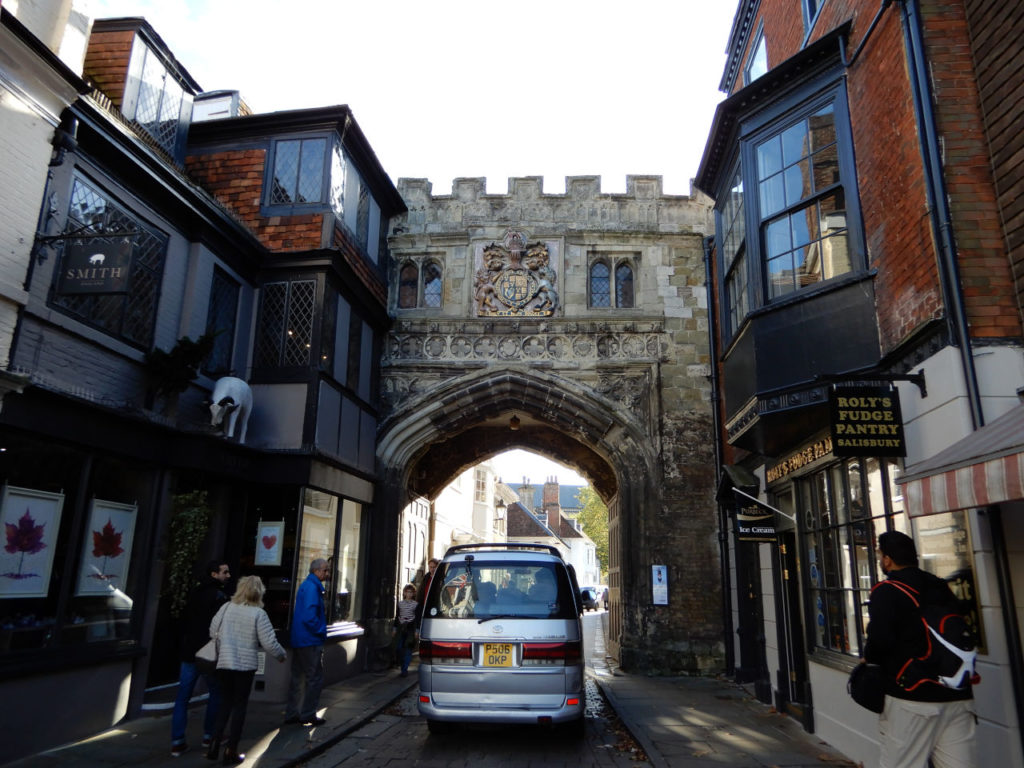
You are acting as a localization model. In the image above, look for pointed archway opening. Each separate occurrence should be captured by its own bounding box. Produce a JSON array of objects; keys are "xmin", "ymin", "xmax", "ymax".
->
[{"xmin": 372, "ymin": 368, "xmax": 656, "ymax": 667}]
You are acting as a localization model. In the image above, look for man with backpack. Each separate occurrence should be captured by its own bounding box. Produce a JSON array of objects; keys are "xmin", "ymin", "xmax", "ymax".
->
[{"xmin": 864, "ymin": 531, "xmax": 976, "ymax": 768}]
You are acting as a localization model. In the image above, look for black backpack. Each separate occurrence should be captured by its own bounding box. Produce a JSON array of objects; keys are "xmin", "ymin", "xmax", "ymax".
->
[{"xmin": 879, "ymin": 579, "xmax": 980, "ymax": 691}]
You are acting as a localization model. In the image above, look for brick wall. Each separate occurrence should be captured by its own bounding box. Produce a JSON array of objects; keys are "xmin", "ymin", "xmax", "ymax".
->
[
  {"xmin": 725, "ymin": 0, "xmax": 1020, "ymax": 350},
  {"xmin": 81, "ymin": 28, "xmax": 133, "ymax": 108},
  {"xmin": 185, "ymin": 150, "xmax": 324, "ymax": 251},
  {"xmin": 964, "ymin": 0, "xmax": 1024, "ymax": 329},
  {"xmin": 923, "ymin": 0, "xmax": 1020, "ymax": 339}
]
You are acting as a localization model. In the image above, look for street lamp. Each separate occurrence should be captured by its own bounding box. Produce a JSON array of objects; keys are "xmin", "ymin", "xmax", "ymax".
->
[{"xmin": 495, "ymin": 498, "xmax": 507, "ymax": 519}]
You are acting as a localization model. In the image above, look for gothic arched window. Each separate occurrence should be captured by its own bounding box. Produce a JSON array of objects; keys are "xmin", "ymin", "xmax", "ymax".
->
[
  {"xmin": 615, "ymin": 263, "xmax": 635, "ymax": 308},
  {"xmin": 398, "ymin": 262, "xmax": 418, "ymax": 308},
  {"xmin": 590, "ymin": 257, "xmax": 637, "ymax": 309},
  {"xmin": 422, "ymin": 261, "xmax": 443, "ymax": 308},
  {"xmin": 396, "ymin": 260, "xmax": 443, "ymax": 309},
  {"xmin": 590, "ymin": 261, "xmax": 611, "ymax": 307}
]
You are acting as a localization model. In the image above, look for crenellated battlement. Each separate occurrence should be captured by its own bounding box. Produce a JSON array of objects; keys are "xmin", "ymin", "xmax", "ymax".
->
[{"xmin": 394, "ymin": 175, "xmax": 713, "ymax": 235}]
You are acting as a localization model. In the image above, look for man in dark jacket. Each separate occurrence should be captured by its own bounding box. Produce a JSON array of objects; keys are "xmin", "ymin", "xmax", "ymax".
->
[
  {"xmin": 171, "ymin": 559, "xmax": 230, "ymax": 757},
  {"xmin": 284, "ymin": 558, "xmax": 329, "ymax": 726},
  {"xmin": 864, "ymin": 531, "xmax": 975, "ymax": 768}
]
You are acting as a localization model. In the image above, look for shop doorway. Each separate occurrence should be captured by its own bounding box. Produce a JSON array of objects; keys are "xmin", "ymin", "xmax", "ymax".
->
[{"xmin": 773, "ymin": 489, "xmax": 812, "ymax": 730}]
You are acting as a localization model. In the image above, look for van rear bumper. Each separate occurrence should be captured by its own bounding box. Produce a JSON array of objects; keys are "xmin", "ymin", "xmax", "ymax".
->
[{"xmin": 417, "ymin": 695, "xmax": 583, "ymax": 725}]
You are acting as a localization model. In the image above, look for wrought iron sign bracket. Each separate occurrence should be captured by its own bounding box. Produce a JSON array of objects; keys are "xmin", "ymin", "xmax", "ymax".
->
[
  {"xmin": 815, "ymin": 369, "xmax": 927, "ymax": 398},
  {"xmin": 32, "ymin": 226, "xmax": 138, "ymax": 264}
]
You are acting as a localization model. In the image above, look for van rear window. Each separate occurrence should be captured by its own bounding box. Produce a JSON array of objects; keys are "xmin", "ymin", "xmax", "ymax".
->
[{"xmin": 425, "ymin": 561, "xmax": 576, "ymax": 620}]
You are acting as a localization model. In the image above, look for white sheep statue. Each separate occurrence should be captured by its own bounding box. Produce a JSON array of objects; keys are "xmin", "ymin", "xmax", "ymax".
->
[{"xmin": 208, "ymin": 376, "xmax": 253, "ymax": 443}]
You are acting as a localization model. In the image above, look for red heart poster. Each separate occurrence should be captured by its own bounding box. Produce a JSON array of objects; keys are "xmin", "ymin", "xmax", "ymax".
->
[{"xmin": 254, "ymin": 522, "xmax": 283, "ymax": 566}]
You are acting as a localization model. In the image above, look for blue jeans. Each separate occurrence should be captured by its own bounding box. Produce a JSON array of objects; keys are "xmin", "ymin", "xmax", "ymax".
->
[
  {"xmin": 285, "ymin": 645, "xmax": 324, "ymax": 721},
  {"xmin": 396, "ymin": 626, "xmax": 415, "ymax": 673},
  {"xmin": 171, "ymin": 661, "xmax": 222, "ymax": 746}
]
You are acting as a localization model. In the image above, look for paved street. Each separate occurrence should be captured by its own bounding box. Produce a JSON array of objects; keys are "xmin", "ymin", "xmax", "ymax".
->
[
  {"xmin": 300, "ymin": 679, "xmax": 648, "ymax": 768},
  {"xmin": 301, "ymin": 609, "xmax": 646, "ymax": 767}
]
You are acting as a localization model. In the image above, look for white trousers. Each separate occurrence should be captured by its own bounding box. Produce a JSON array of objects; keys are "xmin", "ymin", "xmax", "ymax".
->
[{"xmin": 879, "ymin": 696, "xmax": 976, "ymax": 768}]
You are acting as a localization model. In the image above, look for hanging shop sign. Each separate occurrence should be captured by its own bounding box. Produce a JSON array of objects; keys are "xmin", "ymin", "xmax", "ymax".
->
[
  {"xmin": 830, "ymin": 385, "xmax": 906, "ymax": 457},
  {"xmin": 57, "ymin": 239, "xmax": 132, "ymax": 295},
  {"xmin": 732, "ymin": 488, "xmax": 779, "ymax": 542}
]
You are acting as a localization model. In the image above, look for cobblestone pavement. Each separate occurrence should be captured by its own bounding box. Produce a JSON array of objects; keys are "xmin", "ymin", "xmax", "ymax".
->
[{"xmin": 299, "ymin": 678, "xmax": 650, "ymax": 767}]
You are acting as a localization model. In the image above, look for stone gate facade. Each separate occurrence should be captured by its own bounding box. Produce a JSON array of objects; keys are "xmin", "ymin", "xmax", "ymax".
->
[{"xmin": 378, "ymin": 175, "xmax": 722, "ymax": 673}]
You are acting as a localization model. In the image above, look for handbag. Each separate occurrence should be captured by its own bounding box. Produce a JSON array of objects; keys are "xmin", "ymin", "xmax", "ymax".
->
[
  {"xmin": 847, "ymin": 662, "xmax": 886, "ymax": 713},
  {"xmin": 195, "ymin": 636, "xmax": 218, "ymax": 674},
  {"xmin": 195, "ymin": 604, "xmax": 226, "ymax": 673}
]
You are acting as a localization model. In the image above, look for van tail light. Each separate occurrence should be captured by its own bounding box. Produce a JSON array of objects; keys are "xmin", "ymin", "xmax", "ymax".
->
[
  {"xmin": 522, "ymin": 641, "xmax": 582, "ymax": 666},
  {"xmin": 418, "ymin": 640, "xmax": 473, "ymax": 665}
]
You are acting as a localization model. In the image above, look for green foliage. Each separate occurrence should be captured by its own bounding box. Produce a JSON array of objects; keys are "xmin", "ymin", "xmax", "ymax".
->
[
  {"xmin": 575, "ymin": 486, "xmax": 609, "ymax": 581},
  {"xmin": 164, "ymin": 491, "xmax": 212, "ymax": 618},
  {"xmin": 144, "ymin": 333, "xmax": 217, "ymax": 398}
]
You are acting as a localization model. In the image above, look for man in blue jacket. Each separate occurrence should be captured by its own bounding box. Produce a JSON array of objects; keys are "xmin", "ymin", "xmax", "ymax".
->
[{"xmin": 285, "ymin": 558, "xmax": 330, "ymax": 726}]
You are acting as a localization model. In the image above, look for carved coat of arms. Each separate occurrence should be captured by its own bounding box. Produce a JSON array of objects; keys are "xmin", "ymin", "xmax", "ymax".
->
[{"xmin": 475, "ymin": 229, "xmax": 558, "ymax": 316}]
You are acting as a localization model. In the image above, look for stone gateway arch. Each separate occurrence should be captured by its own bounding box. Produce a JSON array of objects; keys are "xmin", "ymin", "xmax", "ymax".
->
[{"xmin": 377, "ymin": 175, "xmax": 721, "ymax": 673}]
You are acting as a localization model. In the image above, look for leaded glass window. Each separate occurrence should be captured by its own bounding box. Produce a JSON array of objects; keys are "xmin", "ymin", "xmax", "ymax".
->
[
  {"xmin": 590, "ymin": 262, "xmax": 611, "ymax": 307},
  {"xmin": 356, "ymin": 180, "xmax": 370, "ymax": 251},
  {"xmin": 396, "ymin": 261, "xmax": 442, "ymax": 309},
  {"xmin": 422, "ymin": 262, "xmax": 442, "ymax": 307},
  {"xmin": 253, "ymin": 279, "xmax": 316, "ymax": 368},
  {"xmin": 51, "ymin": 177, "xmax": 166, "ymax": 347},
  {"xmin": 204, "ymin": 267, "xmax": 240, "ymax": 376},
  {"xmin": 398, "ymin": 263, "xmax": 418, "ymax": 308},
  {"xmin": 615, "ymin": 263, "xmax": 634, "ymax": 308},
  {"xmin": 590, "ymin": 257, "xmax": 636, "ymax": 309},
  {"xmin": 270, "ymin": 138, "xmax": 326, "ymax": 205},
  {"xmin": 123, "ymin": 40, "xmax": 190, "ymax": 158}
]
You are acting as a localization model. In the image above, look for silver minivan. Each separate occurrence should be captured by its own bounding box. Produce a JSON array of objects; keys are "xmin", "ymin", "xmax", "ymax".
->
[{"xmin": 416, "ymin": 543, "xmax": 585, "ymax": 735}]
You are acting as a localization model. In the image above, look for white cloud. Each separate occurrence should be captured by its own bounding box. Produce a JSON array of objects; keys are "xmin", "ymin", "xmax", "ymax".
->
[{"xmin": 85, "ymin": 0, "xmax": 736, "ymax": 194}]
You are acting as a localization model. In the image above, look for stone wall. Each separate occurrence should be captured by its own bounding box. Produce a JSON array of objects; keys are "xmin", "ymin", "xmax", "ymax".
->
[{"xmin": 382, "ymin": 175, "xmax": 724, "ymax": 673}]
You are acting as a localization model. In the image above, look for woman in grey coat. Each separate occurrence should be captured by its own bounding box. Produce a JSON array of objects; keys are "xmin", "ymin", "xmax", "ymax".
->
[{"xmin": 206, "ymin": 575, "xmax": 286, "ymax": 765}]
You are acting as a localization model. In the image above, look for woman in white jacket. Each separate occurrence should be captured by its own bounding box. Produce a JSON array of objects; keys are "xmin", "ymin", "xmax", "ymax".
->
[{"xmin": 206, "ymin": 575, "xmax": 286, "ymax": 765}]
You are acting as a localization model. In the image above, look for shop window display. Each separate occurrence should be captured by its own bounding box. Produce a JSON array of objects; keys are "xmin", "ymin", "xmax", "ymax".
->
[
  {"xmin": 0, "ymin": 437, "xmax": 150, "ymax": 655},
  {"xmin": 801, "ymin": 457, "xmax": 906, "ymax": 656}
]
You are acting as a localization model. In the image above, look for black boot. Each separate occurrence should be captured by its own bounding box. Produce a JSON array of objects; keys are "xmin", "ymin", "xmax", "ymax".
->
[
  {"xmin": 205, "ymin": 739, "xmax": 220, "ymax": 761},
  {"xmin": 221, "ymin": 747, "xmax": 245, "ymax": 765}
]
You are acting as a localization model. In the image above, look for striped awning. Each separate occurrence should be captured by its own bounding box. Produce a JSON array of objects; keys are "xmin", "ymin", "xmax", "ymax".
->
[{"xmin": 899, "ymin": 404, "xmax": 1024, "ymax": 517}]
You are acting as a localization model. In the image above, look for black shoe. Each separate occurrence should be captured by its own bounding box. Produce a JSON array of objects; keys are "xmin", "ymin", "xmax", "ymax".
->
[
  {"xmin": 302, "ymin": 716, "xmax": 326, "ymax": 726},
  {"xmin": 205, "ymin": 741, "xmax": 220, "ymax": 761},
  {"xmin": 283, "ymin": 716, "xmax": 302, "ymax": 725},
  {"xmin": 221, "ymin": 748, "xmax": 245, "ymax": 765}
]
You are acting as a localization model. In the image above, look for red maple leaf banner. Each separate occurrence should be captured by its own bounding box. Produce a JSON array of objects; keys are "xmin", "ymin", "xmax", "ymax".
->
[
  {"xmin": 92, "ymin": 518, "xmax": 124, "ymax": 558},
  {"xmin": 3, "ymin": 508, "xmax": 47, "ymax": 579},
  {"xmin": 5, "ymin": 509, "xmax": 46, "ymax": 555},
  {"xmin": 87, "ymin": 517, "xmax": 125, "ymax": 581}
]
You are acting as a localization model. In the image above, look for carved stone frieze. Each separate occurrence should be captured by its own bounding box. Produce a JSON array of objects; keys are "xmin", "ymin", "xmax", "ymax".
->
[{"xmin": 384, "ymin": 329, "xmax": 665, "ymax": 364}]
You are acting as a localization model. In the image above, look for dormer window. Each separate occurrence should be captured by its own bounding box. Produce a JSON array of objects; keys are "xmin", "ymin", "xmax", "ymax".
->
[
  {"xmin": 122, "ymin": 38, "xmax": 193, "ymax": 160},
  {"xmin": 745, "ymin": 25, "xmax": 768, "ymax": 84}
]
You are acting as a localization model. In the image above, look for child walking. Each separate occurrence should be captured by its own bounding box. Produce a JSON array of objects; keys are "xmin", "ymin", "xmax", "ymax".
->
[{"xmin": 394, "ymin": 584, "xmax": 419, "ymax": 677}]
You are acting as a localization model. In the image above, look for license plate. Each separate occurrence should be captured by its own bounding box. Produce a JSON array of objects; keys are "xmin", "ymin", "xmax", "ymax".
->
[{"xmin": 482, "ymin": 642, "xmax": 514, "ymax": 667}]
